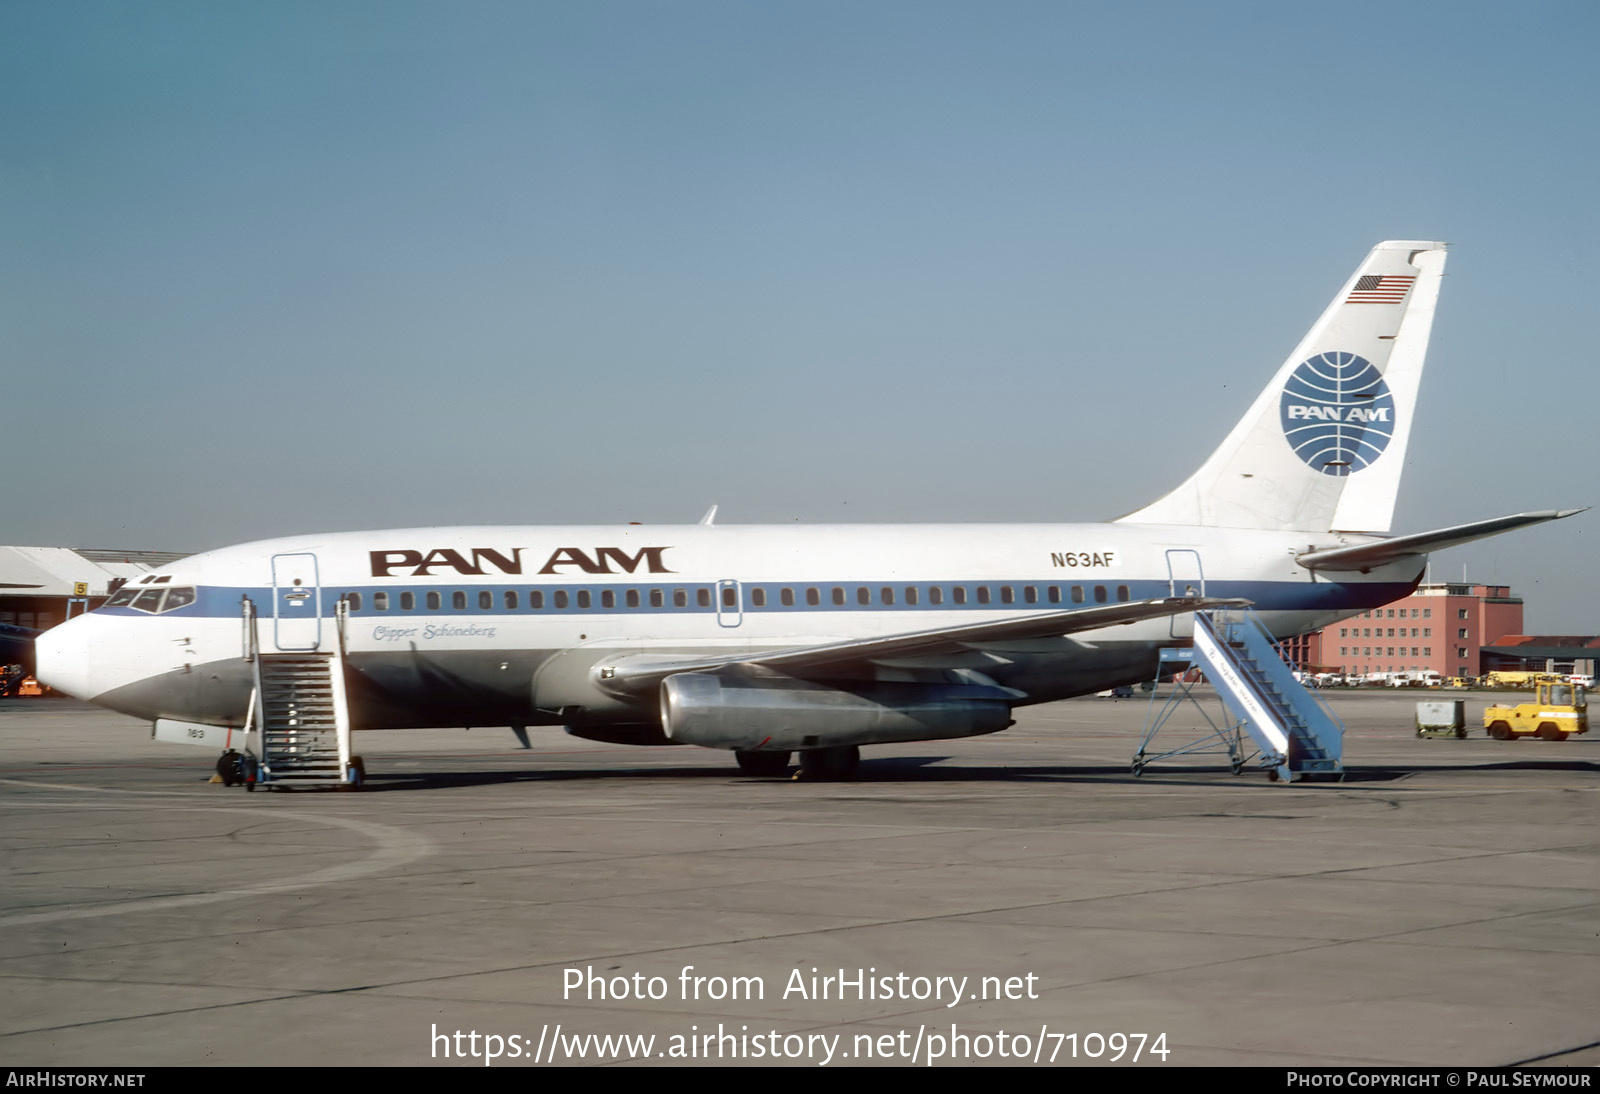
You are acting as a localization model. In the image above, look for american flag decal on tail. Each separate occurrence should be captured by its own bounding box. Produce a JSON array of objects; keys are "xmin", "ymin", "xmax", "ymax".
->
[{"xmin": 1346, "ymin": 274, "xmax": 1415, "ymax": 304}]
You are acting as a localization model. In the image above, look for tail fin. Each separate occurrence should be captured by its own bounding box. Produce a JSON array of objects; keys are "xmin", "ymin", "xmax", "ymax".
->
[{"xmin": 1117, "ymin": 240, "xmax": 1448, "ymax": 533}]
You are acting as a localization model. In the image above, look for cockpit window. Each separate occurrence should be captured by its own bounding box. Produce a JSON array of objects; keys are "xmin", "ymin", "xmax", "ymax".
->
[
  {"xmin": 132, "ymin": 588, "xmax": 166, "ymax": 613},
  {"xmin": 114, "ymin": 586, "xmax": 198, "ymax": 614}
]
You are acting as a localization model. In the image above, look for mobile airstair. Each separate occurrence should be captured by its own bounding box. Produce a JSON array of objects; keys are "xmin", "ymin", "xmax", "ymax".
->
[
  {"xmin": 237, "ymin": 596, "xmax": 360, "ymax": 789},
  {"xmin": 1133, "ymin": 607, "xmax": 1344, "ymax": 783}
]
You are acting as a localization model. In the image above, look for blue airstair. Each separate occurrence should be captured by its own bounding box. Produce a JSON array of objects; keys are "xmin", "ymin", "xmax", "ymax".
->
[{"xmin": 1134, "ymin": 607, "xmax": 1344, "ymax": 783}]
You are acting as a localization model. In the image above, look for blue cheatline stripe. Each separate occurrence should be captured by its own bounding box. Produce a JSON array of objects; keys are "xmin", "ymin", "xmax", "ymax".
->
[{"xmin": 92, "ymin": 578, "xmax": 1415, "ymax": 621}]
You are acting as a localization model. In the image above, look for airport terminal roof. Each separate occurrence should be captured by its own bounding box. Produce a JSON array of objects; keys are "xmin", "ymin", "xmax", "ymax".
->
[{"xmin": 0, "ymin": 546, "xmax": 186, "ymax": 598}]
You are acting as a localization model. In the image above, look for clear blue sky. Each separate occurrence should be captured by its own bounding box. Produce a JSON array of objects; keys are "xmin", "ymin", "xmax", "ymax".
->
[{"xmin": 4, "ymin": 2, "xmax": 1595, "ymax": 629}]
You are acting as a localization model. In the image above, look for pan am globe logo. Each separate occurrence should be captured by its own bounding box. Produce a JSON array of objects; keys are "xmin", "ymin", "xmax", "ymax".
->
[{"xmin": 1279, "ymin": 352, "xmax": 1395, "ymax": 476}]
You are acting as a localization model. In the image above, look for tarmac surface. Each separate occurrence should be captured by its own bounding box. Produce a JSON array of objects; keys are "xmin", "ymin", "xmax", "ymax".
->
[{"xmin": 1, "ymin": 689, "xmax": 1596, "ymax": 1068}]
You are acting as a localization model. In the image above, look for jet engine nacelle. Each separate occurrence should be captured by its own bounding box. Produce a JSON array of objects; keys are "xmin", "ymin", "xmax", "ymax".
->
[{"xmin": 660, "ymin": 672, "xmax": 1016, "ymax": 751}]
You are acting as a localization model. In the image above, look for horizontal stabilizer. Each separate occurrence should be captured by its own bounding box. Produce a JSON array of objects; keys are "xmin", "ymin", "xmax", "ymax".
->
[
  {"xmin": 1296, "ymin": 509, "xmax": 1587, "ymax": 571},
  {"xmin": 600, "ymin": 596, "xmax": 1249, "ymax": 694}
]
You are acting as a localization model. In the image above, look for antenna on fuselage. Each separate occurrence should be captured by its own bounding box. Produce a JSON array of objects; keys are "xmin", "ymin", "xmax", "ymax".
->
[{"xmin": 699, "ymin": 505, "xmax": 718, "ymax": 526}]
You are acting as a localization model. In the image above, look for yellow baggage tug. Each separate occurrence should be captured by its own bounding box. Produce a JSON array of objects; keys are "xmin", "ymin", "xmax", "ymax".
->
[{"xmin": 1483, "ymin": 683, "xmax": 1588, "ymax": 741}]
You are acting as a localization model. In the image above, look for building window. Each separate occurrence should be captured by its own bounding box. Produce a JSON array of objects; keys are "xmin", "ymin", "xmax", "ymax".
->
[
  {"xmin": 1423, "ymin": 608, "xmax": 1431, "ymax": 618},
  {"xmin": 1458, "ymin": 628, "xmax": 1468, "ymax": 639},
  {"xmin": 1423, "ymin": 628, "xmax": 1431, "ymax": 637},
  {"xmin": 1457, "ymin": 647, "xmax": 1468, "ymax": 658},
  {"xmin": 1458, "ymin": 608, "xmax": 1469, "ymax": 619}
]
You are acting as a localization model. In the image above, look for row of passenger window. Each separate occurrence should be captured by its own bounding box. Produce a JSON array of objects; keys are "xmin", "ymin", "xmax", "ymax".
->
[{"xmin": 346, "ymin": 584, "xmax": 1134, "ymax": 613}]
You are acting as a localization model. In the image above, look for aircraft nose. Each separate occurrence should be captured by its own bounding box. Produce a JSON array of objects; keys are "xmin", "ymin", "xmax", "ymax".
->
[{"xmin": 35, "ymin": 617, "xmax": 93, "ymax": 700}]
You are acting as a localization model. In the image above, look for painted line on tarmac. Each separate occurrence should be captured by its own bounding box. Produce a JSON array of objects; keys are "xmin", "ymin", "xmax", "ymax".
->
[{"xmin": 0, "ymin": 779, "xmax": 434, "ymax": 928}]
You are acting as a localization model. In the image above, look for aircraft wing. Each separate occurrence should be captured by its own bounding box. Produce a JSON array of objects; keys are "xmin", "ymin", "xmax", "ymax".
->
[
  {"xmin": 600, "ymin": 596, "xmax": 1247, "ymax": 695},
  {"xmin": 1296, "ymin": 509, "xmax": 1587, "ymax": 572}
]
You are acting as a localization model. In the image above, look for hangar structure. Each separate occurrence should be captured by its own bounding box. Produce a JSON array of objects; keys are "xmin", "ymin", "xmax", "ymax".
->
[{"xmin": 0, "ymin": 546, "xmax": 187, "ymax": 682}]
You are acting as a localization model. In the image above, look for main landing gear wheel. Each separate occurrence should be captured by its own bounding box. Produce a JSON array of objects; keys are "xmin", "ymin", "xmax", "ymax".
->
[
  {"xmin": 796, "ymin": 745, "xmax": 859, "ymax": 781},
  {"xmin": 734, "ymin": 750, "xmax": 792, "ymax": 777}
]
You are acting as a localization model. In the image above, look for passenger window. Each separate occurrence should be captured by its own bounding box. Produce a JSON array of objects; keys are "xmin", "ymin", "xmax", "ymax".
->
[
  {"xmin": 806, "ymin": 588, "xmax": 820, "ymax": 606},
  {"xmin": 374, "ymin": 592, "xmax": 389, "ymax": 611},
  {"xmin": 1000, "ymin": 586, "xmax": 1014, "ymax": 604},
  {"xmin": 1072, "ymin": 586, "xmax": 1084, "ymax": 603},
  {"xmin": 427, "ymin": 592, "xmax": 441, "ymax": 610},
  {"xmin": 576, "ymin": 590, "xmax": 591, "ymax": 609},
  {"xmin": 857, "ymin": 587, "xmax": 870, "ymax": 606},
  {"xmin": 673, "ymin": 589, "xmax": 687, "ymax": 608},
  {"xmin": 626, "ymin": 589, "xmax": 640, "ymax": 608},
  {"xmin": 554, "ymin": 590, "xmax": 569, "ymax": 609},
  {"xmin": 751, "ymin": 588, "xmax": 767, "ymax": 607},
  {"xmin": 132, "ymin": 589, "xmax": 165, "ymax": 613},
  {"xmin": 601, "ymin": 590, "xmax": 615, "ymax": 609},
  {"xmin": 479, "ymin": 591, "xmax": 493, "ymax": 610},
  {"xmin": 1047, "ymin": 586, "xmax": 1061, "ymax": 604},
  {"xmin": 529, "ymin": 590, "xmax": 543, "ymax": 609},
  {"xmin": 697, "ymin": 588, "xmax": 711, "ymax": 608},
  {"xmin": 953, "ymin": 586, "xmax": 967, "ymax": 605},
  {"xmin": 722, "ymin": 587, "xmax": 736, "ymax": 607},
  {"xmin": 929, "ymin": 586, "xmax": 943, "ymax": 605},
  {"xmin": 1094, "ymin": 585, "xmax": 1107, "ymax": 603},
  {"xmin": 345, "ymin": 592, "xmax": 362, "ymax": 613},
  {"xmin": 780, "ymin": 587, "xmax": 794, "ymax": 606},
  {"xmin": 1024, "ymin": 586, "xmax": 1037, "ymax": 604},
  {"xmin": 1117, "ymin": 585, "xmax": 1130, "ymax": 602},
  {"xmin": 652, "ymin": 589, "xmax": 665, "ymax": 608},
  {"xmin": 976, "ymin": 586, "xmax": 991, "ymax": 605},
  {"xmin": 453, "ymin": 591, "xmax": 466, "ymax": 610},
  {"xmin": 504, "ymin": 591, "xmax": 518, "ymax": 610},
  {"xmin": 401, "ymin": 591, "xmax": 416, "ymax": 611},
  {"xmin": 881, "ymin": 587, "xmax": 894, "ymax": 605},
  {"xmin": 832, "ymin": 587, "xmax": 845, "ymax": 605},
  {"xmin": 905, "ymin": 586, "xmax": 919, "ymax": 605}
]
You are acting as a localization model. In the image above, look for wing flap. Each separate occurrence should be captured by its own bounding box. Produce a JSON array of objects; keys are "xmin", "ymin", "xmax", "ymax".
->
[{"xmin": 600, "ymin": 596, "xmax": 1247, "ymax": 695}]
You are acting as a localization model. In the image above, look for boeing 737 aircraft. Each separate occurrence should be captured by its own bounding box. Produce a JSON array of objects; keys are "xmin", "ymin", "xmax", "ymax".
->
[{"xmin": 32, "ymin": 240, "xmax": 1583, "ymax": 782}]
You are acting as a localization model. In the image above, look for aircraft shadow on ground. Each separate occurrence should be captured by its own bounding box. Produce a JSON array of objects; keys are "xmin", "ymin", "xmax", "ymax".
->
[{"xmin": 343, "ymin": 755, "xmax": 1599, "ymax": 793}]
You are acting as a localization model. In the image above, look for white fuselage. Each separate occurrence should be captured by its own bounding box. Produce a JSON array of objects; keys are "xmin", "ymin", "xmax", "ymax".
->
[{"xmin": 36, "ymin": 521, "xmax": 1419, "ymax": 734}]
